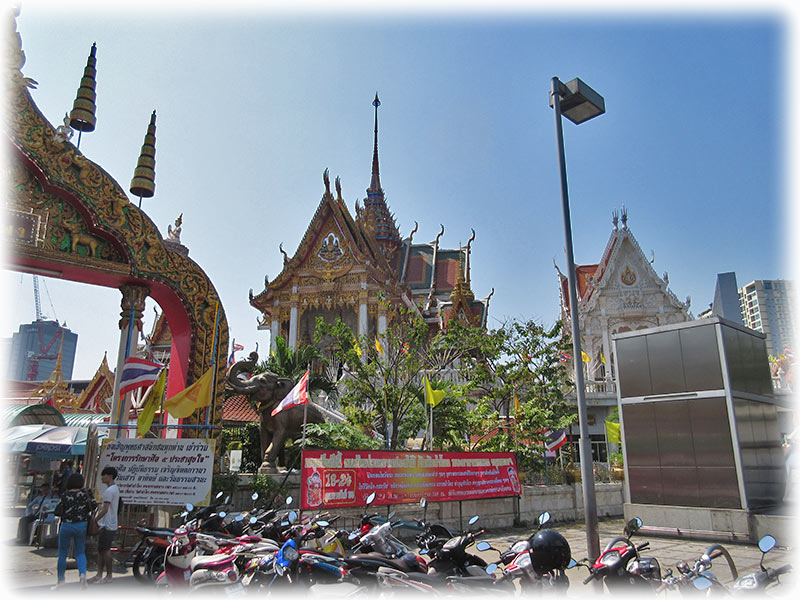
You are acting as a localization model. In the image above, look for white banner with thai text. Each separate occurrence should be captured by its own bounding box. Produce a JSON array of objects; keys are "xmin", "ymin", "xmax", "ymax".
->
[{"xmin": 97, "ymin": 438, "xmax": 215, "ymax": 506}]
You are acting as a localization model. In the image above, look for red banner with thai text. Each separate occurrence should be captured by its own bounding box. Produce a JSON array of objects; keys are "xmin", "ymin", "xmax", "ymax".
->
[{"xmin": 300, "ymin": 449, "xmax": 520, "ymax": 509}]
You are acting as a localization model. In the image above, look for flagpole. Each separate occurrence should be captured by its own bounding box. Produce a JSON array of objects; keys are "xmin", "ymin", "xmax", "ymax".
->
[
  {"xmin": 301, "ymin": 363, "xmax": 310, "ymax": 449},
  {"xmin": 204, "ymin": 303, "xmax": 221, "ymax": 437}
]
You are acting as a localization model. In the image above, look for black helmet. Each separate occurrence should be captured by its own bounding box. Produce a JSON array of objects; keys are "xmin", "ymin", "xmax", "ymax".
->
[{"xmin": 528, "ymin": 529, "xmax": 571, "ymax": 575}]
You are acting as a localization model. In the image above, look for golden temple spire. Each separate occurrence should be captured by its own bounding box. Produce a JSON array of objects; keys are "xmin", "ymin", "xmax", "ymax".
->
[
  {"xmin": 69, "ymin": 43, "xmax": 98, "ymax": 133},
  {"xmin": 130, "ymin": 110, "xmax": 157, "ymax": 203}
]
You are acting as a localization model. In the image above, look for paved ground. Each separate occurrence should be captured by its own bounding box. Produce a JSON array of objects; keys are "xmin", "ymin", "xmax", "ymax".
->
[{"xmin": 3, "ymin": 505, "xmax": 796, "ymax": 597}]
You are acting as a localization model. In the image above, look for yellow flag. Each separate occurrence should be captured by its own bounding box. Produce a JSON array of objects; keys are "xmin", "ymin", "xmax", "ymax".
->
[
  {"xmin": 581, "ymin": 351, "xmax": 592, "ymax": 363},
  {"xmin": 375, "ymin": 338, "xmax": 383, "ymax": 355},
  {"xmin": 352, "ymin": 338, "xmax": 362, "ymax": 357},
  {"xmin": 163, "ymin": 368, "xmax": 214, "ymax": 419},
  {"xmin": 605, "ymin": 420, "xmax": 621, "ymax": 444},
  {"xmin": 600, "ymin": 352, "xmax": 607, "ymax": 364},
  {"xmin": 514, "ymin": 392, "xmax": 520, "ymax": 413},
  {"xmin": 137, "ymin": 368, "xmax": 166, "ymax": 437},
  {"xmin": 424, "ymin": 374, "xmax": 445, "ymax": 408}
]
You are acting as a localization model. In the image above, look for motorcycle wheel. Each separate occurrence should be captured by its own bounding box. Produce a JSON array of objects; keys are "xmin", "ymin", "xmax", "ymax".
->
[
  {"xmin": 146, "ymin": 551, "xmax": 166, "ymax": 583},
  {"xmin": 132, "ymin": 551, "xmax": 151, "ymax": 583}
]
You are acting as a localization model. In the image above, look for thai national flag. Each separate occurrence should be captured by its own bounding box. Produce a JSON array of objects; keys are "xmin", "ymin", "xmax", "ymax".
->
[
  {"xmin": 119, "ymin": 357, "xmax": 164, "ymax": 396},
  {"xmin": 544, "ymin": 429, "xmax": 567, "ymax": 451},
  {"xmin": 271, "ymin": 370, "xmax": 310, "ymax": 416},
  {"xmin": 228, "ymin": 342, "xmax": 245, "ymax": 367}
]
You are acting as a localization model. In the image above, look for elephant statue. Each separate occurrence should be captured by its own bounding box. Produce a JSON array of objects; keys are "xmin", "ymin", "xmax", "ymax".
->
[{"xmin": 226, "ymin": 352, "xmax": 325, "ymax": 473}]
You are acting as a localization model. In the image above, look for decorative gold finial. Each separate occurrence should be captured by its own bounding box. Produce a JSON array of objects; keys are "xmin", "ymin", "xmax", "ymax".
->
[
  {"xmin": 130, "ymin": 110, "xmax": 157, "ymax": 199},
  {"xmin": 69, "ymin": 43, "xmax": 98, "ymax": 132}
]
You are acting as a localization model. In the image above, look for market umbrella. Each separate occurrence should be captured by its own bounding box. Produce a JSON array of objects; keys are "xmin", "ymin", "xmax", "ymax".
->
[
  {"xmin": 6, "ymin": 423, "xmax": 58, "ymax": 453},
  {"xmin": 24, "ymin": 425, "xmax": 107, "ymax": 457}
]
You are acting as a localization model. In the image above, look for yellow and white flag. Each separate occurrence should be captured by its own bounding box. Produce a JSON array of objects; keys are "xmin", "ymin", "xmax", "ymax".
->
[
  {"xmin": 137, "ymin": 368, "xmax": 167, "ymax": 437},
  {"xmin": 163, "ymin": 368, "xmax": 214, "ymax": 419},
  {"xmin": 581, "ymin": 351, "xmax": 592, "ymax": 363}
]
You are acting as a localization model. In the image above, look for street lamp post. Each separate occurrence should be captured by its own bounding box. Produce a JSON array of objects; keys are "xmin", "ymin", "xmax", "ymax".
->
[{"xmin": 549, "ymin": 76, "xmax": 605, "ymax": 562}]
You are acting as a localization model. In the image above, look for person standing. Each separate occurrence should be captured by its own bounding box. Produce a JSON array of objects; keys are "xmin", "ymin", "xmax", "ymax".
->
[
  {"xmin": 52, "ymin": 473, "xmax": 96, "ymax": 588},
  {"xmin": 88, "ymin": 466, "xmax": 119, "ymax": 584}
]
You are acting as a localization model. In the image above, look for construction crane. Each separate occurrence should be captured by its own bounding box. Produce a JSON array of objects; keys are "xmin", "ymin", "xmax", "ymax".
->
[{"xmin": 26, "ymin": 275, "xmax": 63, "ymax": 381}]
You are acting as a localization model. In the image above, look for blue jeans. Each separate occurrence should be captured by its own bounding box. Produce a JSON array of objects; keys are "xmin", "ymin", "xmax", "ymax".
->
[{"xmin": 57, "ymin": 521, "xmax": 87, "ymax": 582}]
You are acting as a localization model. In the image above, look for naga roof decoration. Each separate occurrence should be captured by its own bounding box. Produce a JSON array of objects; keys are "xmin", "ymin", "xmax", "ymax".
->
[{"xmin": 73, "ymin": 353, "xmax": 115, "ymax": 413}]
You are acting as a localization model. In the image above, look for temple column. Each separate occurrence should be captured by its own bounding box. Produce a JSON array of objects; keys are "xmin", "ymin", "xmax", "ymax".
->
[
  {"xmin": 270, "ymin": 318, "xmax": 280, "ymax": 353},
  {"xmin": 358, "ymin": 282, "xmax": 369, "ymax": 338},
  {"xmin": 601, "ymin": 322, "xmax": 613, "ymax": 384},
  {"xmin": 110, "ymin": 283, "xmax": 149, "ymax": 440},
  {"xmin": 378, "ymin": 312, "xmax": 387, "ymax": 336},
  {"xmin": 288, "ymin": 285, "xmax": 299, "ymax": 350}
]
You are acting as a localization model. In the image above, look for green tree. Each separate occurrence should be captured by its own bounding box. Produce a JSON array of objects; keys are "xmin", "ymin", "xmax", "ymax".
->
[
  {"xmin": 256, "ymin": 335, "xmax": 337, "ymax": 399},
  {"xmin": 314, "ymin": 304, "xmax": 464, "ymax": 450}
]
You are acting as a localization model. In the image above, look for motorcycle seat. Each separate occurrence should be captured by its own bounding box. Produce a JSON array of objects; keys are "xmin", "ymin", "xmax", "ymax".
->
[
  {"xmin": 191, "ymin": 553, "xmax": 236, "ymax": 570},
  {"xmin": 347, "ymin": 553, "xmax": 422, "ymax": 573}
]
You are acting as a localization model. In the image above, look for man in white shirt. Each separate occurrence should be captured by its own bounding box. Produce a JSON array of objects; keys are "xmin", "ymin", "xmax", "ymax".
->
[{"xmin": 88, "ymin": 466, "xmax": 119, "ymax": 584}]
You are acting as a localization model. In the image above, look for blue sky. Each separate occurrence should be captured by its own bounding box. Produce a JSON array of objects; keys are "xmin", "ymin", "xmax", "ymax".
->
[{"xmin": 3, "ymin": 2, "xmax": 793, "ymax": 379}]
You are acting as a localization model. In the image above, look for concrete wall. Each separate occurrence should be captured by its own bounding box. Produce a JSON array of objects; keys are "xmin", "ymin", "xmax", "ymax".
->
[{"xmin": 212, "ymin": 476, "xmax": 624, "ymax": 534}]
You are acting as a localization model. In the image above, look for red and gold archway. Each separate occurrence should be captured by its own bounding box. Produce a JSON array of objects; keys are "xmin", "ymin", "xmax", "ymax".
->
[{"xmin": 5, "ymin": 17, "xmax": 228, "ymax": 436}]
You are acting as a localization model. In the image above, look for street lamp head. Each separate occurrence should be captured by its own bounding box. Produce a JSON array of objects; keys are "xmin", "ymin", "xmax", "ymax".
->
[{"xmin": 550, "ymin": 77, "xmax": 605, "ymax": 124}]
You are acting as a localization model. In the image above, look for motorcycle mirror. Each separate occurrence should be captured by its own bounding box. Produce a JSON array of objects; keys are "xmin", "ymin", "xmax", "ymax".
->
[
  {"xmin": 285, "ymin": 496, "xmax": 293, "ymax": 505},
  {"xmin": 485, "ymin": 563, "xmax": 498, "ymax": 575},
  {"xmin": 625, "ymin": 516, "xmax": 643, "ymax": 536},
  {"xmin": 250, "ymin": 517, "xmax": 258, "ymax": 524},
  {"xmin": 288, "ymin": 510, "xmax": 298, "ymax": 524},
  {"xmin": 225, "ymin": 496, "xmax": 230, "ymax": 504},
  {"xmin": 758, "ymin": 535, "xmax": 776, "ymax": 553},
  {"xmin": 251, "ymin": 492, "xmax": 259, "ymax": 501},
  {"xmin": 219, "ymin": 511, "xmax": 227, "ymax": 518},
  {"xmin": 537, "ymin": 511, "xmax": 551, "ymax": 528},
  {"xmin": 419, "ymin": 497, "xmax": 427, "ymax": 509},
  {"xmin": 692, "ymin": 576, "xmax": 713, "ymax": 591},
  {"xmin": 365, "ymin": 492, "xmax": 376, "ymax": 506},
  {"xmin": 275, "ymin": 563, "xmax": 285, "ymax": 577},
  {"xmin": 476, "ymin": 541, "xmax": 491, "ymax": 552},
  {"xmin": 186, "ymin": 503, "xmax": 194, "ymax": 512},
  {"xmin": 567, "ymin": 558, "xmax": 578, "ymax": 569},
  {"xmin": 316, "ymin": 520, "xmax": 329, "ymax": 527},
  {"xmin": 387, "ymin": 511, "xmax": 396, "ymax": 521},
  {"xmin": 215, "ymin": 491, "xmax": 224, "ymax": 500},
  {"xmin": 468, "ymin": 515, "xmax": 480, "ymax": 526}
]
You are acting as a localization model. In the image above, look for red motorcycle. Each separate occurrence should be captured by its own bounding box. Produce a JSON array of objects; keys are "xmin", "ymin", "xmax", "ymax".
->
[{"xmin": 578, "ymin": 517, "xmax": 662, "ymax": 591}]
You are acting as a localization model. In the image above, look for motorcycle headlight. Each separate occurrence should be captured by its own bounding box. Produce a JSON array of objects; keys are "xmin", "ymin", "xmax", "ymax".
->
[{"xmin": 284, "ymin": 546, "xmax": 299, "ymax": 563}]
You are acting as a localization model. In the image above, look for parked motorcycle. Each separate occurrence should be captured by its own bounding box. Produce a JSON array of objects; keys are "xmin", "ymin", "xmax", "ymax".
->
[
  {"xmin": 732, "ymin": 535, "xmax": 792, "ymax": 593},
  {"xmin": 481, "ymin": 511, "xmax": 570, "ymax": 592},
  {"xmin": 577, "ymin": 516, "xmax": 661, "ymax": 591}
]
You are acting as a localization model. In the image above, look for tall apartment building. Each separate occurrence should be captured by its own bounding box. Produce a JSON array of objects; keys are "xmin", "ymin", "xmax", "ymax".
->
[
  {"xmin": 7, "ymin": 320, "xmax": 78, "ymax": 381},
  {"xmin": 738, "ymin": 280, "xmax": 796, "ymax": 358}
]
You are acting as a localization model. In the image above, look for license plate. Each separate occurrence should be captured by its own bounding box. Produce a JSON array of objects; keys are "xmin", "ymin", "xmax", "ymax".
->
[{"xmin": 224, "ymin": 583, "xmax": 246, "ymax": 596}]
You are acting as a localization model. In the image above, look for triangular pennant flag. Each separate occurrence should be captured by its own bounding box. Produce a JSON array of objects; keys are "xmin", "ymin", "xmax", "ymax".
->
[
  {"xmin": 271, "ymin": 370, "xmax": 310, "ymax": 416},
  {"xmin": 600, "ymin": 352, "xmax": 607, "ymax": 364},
  {"xmin": 424, "ymin": 374, "xmax": 445, "ymax": 408},
  {"xmin": 581, "ymin": 351, "xmax": 592, "ymax": 363},
  {"xmin": 137, "ymin": 368, "xmax": 167, "ymax": 437},
  {"xmin": 163, "ymin": 368, "xmax": 214, "ymax": 419},
  {"xmin": 375, "ymin": 338, "xmax": 384, "ymax": 355}
]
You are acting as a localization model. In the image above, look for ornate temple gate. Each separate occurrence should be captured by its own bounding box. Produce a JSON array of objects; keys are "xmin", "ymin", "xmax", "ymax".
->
[{"xmin": 5, "ymin": 17, "xmax": 228, "ymax": 438}]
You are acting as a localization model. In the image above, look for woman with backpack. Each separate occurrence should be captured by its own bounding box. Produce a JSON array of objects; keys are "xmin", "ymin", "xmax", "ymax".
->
[{"xmin": 52, "ymin": 472, "xmax": 97, "ymax": 588}]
